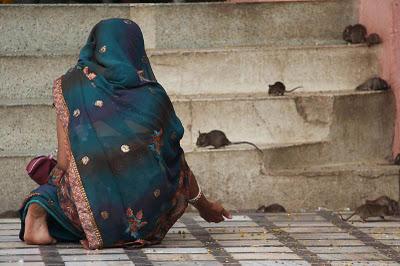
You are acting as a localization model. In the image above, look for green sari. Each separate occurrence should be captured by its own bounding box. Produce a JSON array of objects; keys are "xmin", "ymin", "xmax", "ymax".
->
[{"xmin": 20, "ymin": 18, "xmax": 192, "ymax": 249}]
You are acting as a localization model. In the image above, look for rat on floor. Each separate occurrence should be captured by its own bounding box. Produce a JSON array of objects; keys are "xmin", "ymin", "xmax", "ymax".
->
[
  {"xmin": 339, "ymin": 203, "xmax": 389, "ymax": 222},
  {"xmin": 365, "ymin": 196, "xmax": 400, "ymax": 216}
]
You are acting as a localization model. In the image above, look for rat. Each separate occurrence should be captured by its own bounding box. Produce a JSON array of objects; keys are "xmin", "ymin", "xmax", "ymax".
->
[
  {"xmin": 196, "ymin": 130, "xmax": 262, "ymax": 153},
  {"xmin": 338, "ymin": 203, "xmax": 389, "ymax": 222},
  {"xmin": 394, "ymin": 154, "xmax": 400, "ymax": 165},
  {"xmin": 268, "ymin": 82, "xmax": 302, "ymax": 96},
  {"xmin": 366, "ymin": 33, "xmax": 382, "ymax": 47},
  {"xmin": 257, "ymin": 203, "xmax": 286, "ymax": 213},
  {"xmin": 355, "ymin": 77, "xmax": 390, "ymax": 91},
  {"xmin": 365, "ymin": 196, "xmax": 400, "ymax": 216},
  {"xmin": 343, "ymin": 24, "xmax": 381, "ymax": 47},
  {"xmin": 343, "ymin": 24, "xmax": 367, "ymax": 44}
]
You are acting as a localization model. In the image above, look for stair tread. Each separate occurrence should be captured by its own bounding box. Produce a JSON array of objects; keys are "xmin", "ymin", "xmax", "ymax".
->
[
  {"xmin": 0, "ymin": 42, "xmax": 369, "ymax": 57},
  {"xmin": 0, "ymin": 90, "xmax": 387, "ymax": 107},
  {"xmin": 0, "ymin": 140, "xmax": 326, "ymax": 158},
  {"xmin": 267, "ymin": 162, "xmax": 400, "ymax": 176},
  {"xmin": 1, "ymin": 149, "xmax": 397, "ymax": 174}
]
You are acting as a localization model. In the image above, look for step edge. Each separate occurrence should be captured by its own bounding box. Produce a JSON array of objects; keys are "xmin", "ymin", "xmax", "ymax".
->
[
  {"xmin": 0, "ymin": 0, "xmax": 344, "ymax": 8},
  {"xmin": 0, "ymin": 140, "xmax": 328, "ymax": 158},
  {"xmin": 0, "ymin": 90, "xmax": 388, "ymax": 107},
  {"xmin": 0, "ymin": 43, "xmax": 373, "ymax": 57},
  {"xmin": 266, "ymin": 162, "xmax": 400, "ymax": 177}
]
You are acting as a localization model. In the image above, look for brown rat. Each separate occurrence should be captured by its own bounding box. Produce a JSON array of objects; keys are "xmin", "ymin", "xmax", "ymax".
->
[
  {"xmin": 355, "ymin": 77, "xmax": 390, "ymax": 91},
  {"xmin": 343, "ymin": 24, "xmax": 367, "ymax": 44},
  {"xmin": 394, "ymin": 154, "xmax": 400, "ymax": 165},
  {"xmin": 268, "ymin": 82, "xmax": 302, "ymax": 96},
  {"xmin": 196, "ymin": 130, "xmax": 262, "ymax": 153},
  {"xmin": 343, "ymin": 24, "xmax": 381, "ymax": 47},
  {"xmin": 257, "ymin": 203, "xmax": 286, "ymax": 213},
  {"xmin": 366, "ymin": 33, "xmax": 382, "ymax": 47},
  {"xmin": 339, "ymin": 203, "xmax": 389, "ymax": 222},
  {"xmin": 366, "ymin": 196, "xmax": 400, "ymax": 216}
]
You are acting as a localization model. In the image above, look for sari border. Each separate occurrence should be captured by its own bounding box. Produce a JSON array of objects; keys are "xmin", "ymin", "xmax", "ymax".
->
[{"xmin": 53, "ymin": 77, "xmax": 103, "ymax": 249}]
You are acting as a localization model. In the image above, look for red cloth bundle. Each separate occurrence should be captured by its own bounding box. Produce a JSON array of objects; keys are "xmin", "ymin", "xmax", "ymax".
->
[{"xmin": 26, "ymin": 155, "xmax": 57, "ymax": 185}]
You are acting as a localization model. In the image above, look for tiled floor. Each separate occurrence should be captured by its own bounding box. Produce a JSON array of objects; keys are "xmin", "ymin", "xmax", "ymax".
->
[{"xmin": 1, "ymin": 211, "xmax": 400, "ymax": 265}]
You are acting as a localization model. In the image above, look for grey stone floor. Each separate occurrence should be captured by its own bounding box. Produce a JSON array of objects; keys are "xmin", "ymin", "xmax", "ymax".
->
[{"xmin": 1, "ymin": 211, "xmax": 400, "ymax": 265}]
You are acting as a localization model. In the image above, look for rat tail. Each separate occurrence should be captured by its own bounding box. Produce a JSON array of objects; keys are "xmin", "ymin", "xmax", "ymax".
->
[
  {"xmin": 286, "ymin": 86, "xmax": 303, "ymax": 93},
  {"xmin": 230, "ymin": 141, "xmax": 263, "ymax": 154},
  {"xmin": 339, "ymin": 212, "xmax": 355, "ymax": 221}
]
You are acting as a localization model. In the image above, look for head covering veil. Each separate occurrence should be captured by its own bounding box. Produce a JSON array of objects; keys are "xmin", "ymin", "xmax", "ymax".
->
[
  {"xmin": 54, "ymin": 18, "xmax": 188, "ymax": 249},
  {"xmin": 78, "ymin": 18, "xmax": 157, "ymax": 89}
]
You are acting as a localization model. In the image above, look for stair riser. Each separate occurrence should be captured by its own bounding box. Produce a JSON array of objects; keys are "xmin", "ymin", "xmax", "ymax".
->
[
  {"xmin": 264, "ymin": 92, "xmax": 395, "ymax": 169},
  {"xmin": 0, "ymin": 105, "xmax": 56, "ymax": 154},
  {"xmin": 0, "ymin": 95, "xmax": 332, "ymax": 153},
  {"xmin": 188, "ymin": 148, "xmax": 399, "ymax": 211},
  {"xmin": 0, "ymin": 1, "xmax": 357, "ymax": 54},
  {"xmin": 186, "ymin": 96, "xmax": 331, "ymax": 146},
  {"xmin": 0, "ymin": 156, "xmax": 37, "ymax": 212},
  {"xmin": 151, "ymin": 46, "xmax": 379, "ymax": 95},
  {"xmin": 0, "ymin": 46, "xmax": 379, "ymax": 99}
]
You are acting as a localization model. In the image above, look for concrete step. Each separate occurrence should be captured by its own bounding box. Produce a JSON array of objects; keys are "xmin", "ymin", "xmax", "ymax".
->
[
  {"xmin": 0, "ymin": 90, "xmax": 394, "ymax": 212},
  {"xmin": 0, "ymin": 45, "xmax": 379, "ymax": 99},
  {"xmin": 0, "ymin": 90, "xmax": 391, "ymax": 156},
  {"xmin": 1, "ymin": 152, "xmax": 398, "ymax": 212},
  {"xmin": 189, "ymin": 159, "xmax": 399, "ymax": 212},
  {"xmin": 187, "ymin": 151, "xmax": 400, "ymax": 211},
  {"xmin": 0, "ymin": 0, "xmax": 357, "ymax": 54}
]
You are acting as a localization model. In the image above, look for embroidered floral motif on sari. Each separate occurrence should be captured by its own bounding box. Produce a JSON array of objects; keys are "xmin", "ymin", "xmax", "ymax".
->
[
  {"xmin": 150, "ymin": 128, "xmax": 163, "ymax": 154},
  {"xmin": 82, "ymin": 66, "xmax": 97, "ymax": 80},
  {"xmin": 125, "ymin": 208, "xmax": 148, "ymax": 239}
]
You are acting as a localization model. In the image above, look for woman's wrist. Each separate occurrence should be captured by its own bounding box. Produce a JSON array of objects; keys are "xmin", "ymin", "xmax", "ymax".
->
[{"xmin": 191, "ymin": 193, "xmax": 210, "ymax": 211}]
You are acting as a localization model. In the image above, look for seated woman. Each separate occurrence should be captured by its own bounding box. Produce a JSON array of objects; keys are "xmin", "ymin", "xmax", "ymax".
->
[{"xmin": 19, "ymin": 18, "xmax": 231, "ymax": 249}]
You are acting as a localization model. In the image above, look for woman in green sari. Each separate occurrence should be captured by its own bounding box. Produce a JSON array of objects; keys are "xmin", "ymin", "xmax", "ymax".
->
[{"xmin": 19, "ymin": 18, "xmax": 231, "ymax": 249}]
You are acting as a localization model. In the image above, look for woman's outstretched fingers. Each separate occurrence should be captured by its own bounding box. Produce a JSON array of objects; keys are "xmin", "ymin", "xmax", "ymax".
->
[
  {"xmin": 195, "ymin": 197, "xmax": 232, "ymax": 223},
  {"xmin": 222, "ymin": 208, "xmax": 232, "ymax": 219}
]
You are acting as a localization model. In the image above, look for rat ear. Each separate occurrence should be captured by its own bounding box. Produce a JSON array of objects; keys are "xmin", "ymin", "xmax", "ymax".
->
[{"xmin": 198, "ymin": 130, "xmax": 201, "ymax": 135}]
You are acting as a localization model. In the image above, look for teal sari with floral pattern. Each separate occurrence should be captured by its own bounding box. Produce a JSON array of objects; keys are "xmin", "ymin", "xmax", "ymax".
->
[{"xmin": 19, "ymin": 18, "xmax": 191, "ymax": 249}]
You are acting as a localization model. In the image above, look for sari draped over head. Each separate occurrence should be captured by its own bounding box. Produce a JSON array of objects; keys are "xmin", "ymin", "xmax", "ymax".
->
[{"xmin": 19, "ymin": 18, "xmax": 192, "ymax": 249}]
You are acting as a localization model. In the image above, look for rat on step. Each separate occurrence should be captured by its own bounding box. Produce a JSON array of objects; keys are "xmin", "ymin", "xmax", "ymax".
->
[
  {"xmin": 343, "ymin": 24, "xmax": 382, "ymax": 47},
  {"xmin": 196, "ymin": 130, "xmax": 262, "ymax": 153},
  {"xmin": 355, "ymin": 77, "xmax": 390, "ymax": 91},
  {"xmin": 256, "ymin": 203, "xmax": 286, "ymax": 213},
  {"xmin": 268, "ymin": 82, "xmax": 302, "ymax": 96}
]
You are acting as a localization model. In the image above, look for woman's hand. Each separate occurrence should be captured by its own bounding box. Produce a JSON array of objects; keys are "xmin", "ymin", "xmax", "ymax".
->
[{"xmin": 194, "ymin": 196, "xmax": 232, "ymax": 223}]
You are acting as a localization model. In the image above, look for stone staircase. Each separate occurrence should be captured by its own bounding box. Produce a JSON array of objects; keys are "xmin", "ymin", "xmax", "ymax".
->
[{"xmin": 0, "ymin": 1, "xmax": 398, "ymax": 213}]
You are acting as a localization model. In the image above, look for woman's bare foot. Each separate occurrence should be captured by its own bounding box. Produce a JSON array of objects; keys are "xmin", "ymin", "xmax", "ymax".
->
[{"xmin": 24, "ymin": 203, "xmax": 56, "ymax": 245}]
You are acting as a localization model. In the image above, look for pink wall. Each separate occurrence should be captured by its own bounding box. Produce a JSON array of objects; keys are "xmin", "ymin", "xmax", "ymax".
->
[
  {"xmin": 359, "ymin": 0, "xmax": 400, "ymax": 158},
  {"xmin": 227, "ymin": 0, "xmax": 319, "ymax": 2}
]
